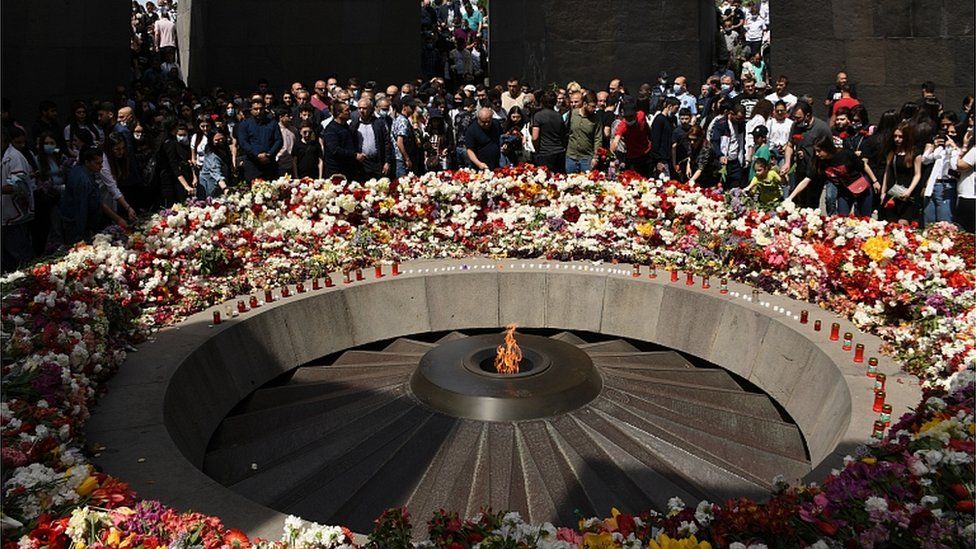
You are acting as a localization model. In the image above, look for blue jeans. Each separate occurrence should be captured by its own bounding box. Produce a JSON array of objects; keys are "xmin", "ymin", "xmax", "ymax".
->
[
  {"xmin": 837, "ymin": 184, "xmax": 873, "ymax": 217},
  {"xmin": 396, "ymin": 159, "xmax": 410, "ymax": 178},
  {"xmin": 923, "ymin": 180, "xmax": 957, "ymax": 225},
  {"xmin": 824, "ymin": 181, "xmax": 839, "ymax": 215},
  {"xmin": 565, "ymin": 157, "xmax": 592, "ymax": 174}
]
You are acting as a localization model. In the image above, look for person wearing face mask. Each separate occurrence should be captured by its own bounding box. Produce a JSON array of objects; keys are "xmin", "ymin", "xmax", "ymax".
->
[
  {"xmin": 156, "ymin": 118, "xmax": 195, "ymax": 206},
  {"xmin": 670, "ymin": 76, "xmax": 698, "ymax": 116},
  {"xmin": 60, "ymin": 147, "xmax": 107, "ymax": 247},
  {"xmin": 375, "ymin": 97, "xmax": 394, "ymax": 131},
  {"xmin": 293, "ymin": 121, "xmax": 323, "ymax": 179},
  {"xmin": 780, "ymin": 101, "xmax": 832, "ymax": 207},
  {"xmin": 671, "ymin": 108, "xmax": 694, "ymax": 180},
  {"xmin": 649, "ymin": 98, "xmax": 679, "ymax": 178},
  {"xmin": 236, "ymin": 99, "xmax": 283, "ymax": 183},
  {"xmin": 648, "ymin": 72, "xmax": 670, "ymax": 114},
  {"xmin": 710, "ymin": 104, "xmax": 747, "ymax": 188},
  {"xmin": 99, "ymin": 133, "xmax": 139, "ymax": 228},
  {"xmin": 350, "ymin": 97, "xmax": 394, "ymax": 180},
  {"xmin": 34, "ymin": 132, "xmax": 69, "ymax": 252},
  {"xmin": 765, "ymin": 100, "xmax": 793, "ymax": 166},
  {"xmin": 198, "ymin": 129, "xmax": 232, "ymax": 198},
  {"xmin": 1, "ymin": 127, "xmax": 36, "ymax": 271}
]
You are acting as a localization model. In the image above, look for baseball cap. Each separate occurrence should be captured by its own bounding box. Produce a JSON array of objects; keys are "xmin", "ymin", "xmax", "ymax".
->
[
  {"xmin": 463, "ymin": 84, "xmax": 477, "ymax": 93},
  {"xmin": 750, "ymin": 125, "xmax": 769, "ymax": 138}
]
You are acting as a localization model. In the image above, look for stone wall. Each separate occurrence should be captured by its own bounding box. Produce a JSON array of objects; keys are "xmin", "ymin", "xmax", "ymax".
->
[
  {"xmin": 775, "ymin": 0, "xmax": 975, "ymax": 116},
  {"xmin": 490, "ymin": 0, "xmax": 717, "ymax": 90},
  {"xmin": 177, "ymin": 0, "xmax": 419, "ymax": 94},
  {"xmin": 1, "ymin": 0, "xmax": 130, "ymax": 128}
]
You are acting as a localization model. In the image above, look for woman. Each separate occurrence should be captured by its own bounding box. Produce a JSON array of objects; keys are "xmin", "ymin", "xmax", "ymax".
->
[
  {"xmin": 500, "ymin": 106, "xmax": 527, "ymax": 167},
  {"xmin": 62, "ymin": 101, "xmax": 101, "ymax": 153},
  {"xmin": 100, "ymin": 133, "xmax": 139, "ymax": 227},
  {"xmin": 293, "ymin": 121, "xmax": 323, "ymax": 179},
  {"xmin": 189, "ymin": 114, "xmax": 210, "ymax": 171},
  {"xmin": 745, "ymin": 99, "xmax": 773, "ymax": 162},
  {"xmin": 687, "ymin": 125, "xmax": 721, "ymax": 188},
  {"xmin": 956, "ymin": 131, "xmax": 975, "ymax": 232},
  {"xmin": 881, "ymin": 123, "xmax": 924, "ymax": 224},
  {"xmin": 921, "ymin": 124, "xmax": 962, "ymax": 225},
  {"xmin": 156, "ymin": 118, "xmax": 195, "ymax": 206},
  {"xmin": 786, "ymin": 136, "xmax": 879, "ymax": 217},
  {"xmin": 35, "ymin": 132, "xmax": 71, "ymax": 252},
  {"xmin": 197, "ymin": 129, "xmax": 231, "ymax": 198}
]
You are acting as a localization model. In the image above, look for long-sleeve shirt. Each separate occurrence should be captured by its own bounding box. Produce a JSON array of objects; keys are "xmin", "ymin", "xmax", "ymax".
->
[
  {"xmin": 565, "ymin": 110, "xmax": 603, "ymax": 161},
  {"xmin": 323, "ymin": 120, "xmax": 358, "ymax": 178},
  {"xmin": 236, "ymin": 115, "xmax": 283, "ymax": 161},
  {"xmin": 198, "ymin": 152, "xmax": 229, "ymax": 197},
  {"xmin": 710, "ymin": 117, "xmax": 745, "ymax": 164},
  {"xmin": 649, "ymin": 114, "xmax": 675, "ymax": 164},
  {"xmin": 61, "ymin": 165, "xmax": 101, "ymax": 244}
]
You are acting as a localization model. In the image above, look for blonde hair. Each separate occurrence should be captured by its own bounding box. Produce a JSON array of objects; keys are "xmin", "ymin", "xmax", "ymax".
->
[{"xmin": 566, "ymin": 81, "xmax": 582, "ymax": 93}]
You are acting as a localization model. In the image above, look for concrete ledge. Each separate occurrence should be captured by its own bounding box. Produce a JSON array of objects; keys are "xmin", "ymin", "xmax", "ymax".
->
[{"xmin": 86, "ymin": 259, "xmax": 920, "ymax": 538}]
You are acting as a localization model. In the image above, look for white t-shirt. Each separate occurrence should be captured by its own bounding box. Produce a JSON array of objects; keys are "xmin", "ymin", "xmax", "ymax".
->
[
  {"xmin": 959, "ymin": 147, "xmax": 976, "ymax": 199},
  {"xmin": 744, "ymin": 15, "xmax": 766, "ymax": 42},
  {"xmin": 766, "ymin": 117, "xmax": 794, "ymax": 149},
  {"xmin": 1, "ymin": 145, "xmax": 35, "ymax": 225},
  {"xmin": 765, "ymin": 92, "xmax": 797, "ymax": 110},
  {"xmin": 154, "ymin": 18, "xmax": 177, "ymax": 49}
]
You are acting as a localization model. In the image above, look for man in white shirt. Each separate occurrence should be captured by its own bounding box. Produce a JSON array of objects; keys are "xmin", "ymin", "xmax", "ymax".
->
[
  {"xmin": 743, "ymin": 3, "xmax": 767, "ymax": 56},
  {"xmin": 1, "ymin": 127, "xmax": 35, "ymax": 271},
  {"xmin": 153, "ymin": 11, "xmax": 178, "ymax": 58},
  {"xmin": 765, "ymin": 76, "xmax": 798, "ymax": 110},
  {"xmin": 501, "ymin": 78, "xmax": 526, "ymax": 113},
  {"xmin": 765, "ymin": 100, "xmax": 794, "ymax": 166}
]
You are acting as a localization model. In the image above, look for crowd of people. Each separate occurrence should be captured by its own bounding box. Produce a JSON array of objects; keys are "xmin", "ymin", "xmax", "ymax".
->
[
  {"xmin": 422, "ymin": 0, "xmax": 490, "ymax": 86},
  {"xmin": 1, "ymin": 0, "xmax": 973, "ymax": 274}
]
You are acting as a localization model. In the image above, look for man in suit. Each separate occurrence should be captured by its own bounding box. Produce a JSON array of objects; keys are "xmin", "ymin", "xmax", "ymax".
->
[
  {"xmin": 322, "ymin": 101, "xmax": 360, "ymax": 179},
  {"xmin": 349, "ymin": 97, "xmax": 395, "ymax": 180}
]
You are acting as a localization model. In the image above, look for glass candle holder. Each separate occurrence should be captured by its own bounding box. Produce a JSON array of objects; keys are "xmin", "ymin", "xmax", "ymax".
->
[
  {"xmin": 873, "ymin": 389, "xmax": 886, "ymax": 413},
  {"xmin": 249, "ymin": 295, "xmax": 259, "ymax": 309},
  {"xmin": 829, "ymin": 322, "xmax": 840, "ymax": 341},
  {"xmin": 212, "ymin": 310, "xmax": 221, "ymax": 325},
  {"xmin": 264, "ymin": 289, "xmax": 274, "ymax": 303},
  {"xmin": 701, "ymin": 276, "xmax": 710, "ymax": 289},
  {"xmin": 355, "ymin": 268, "xmax": 364, "ymax": 281},
  {"xmin": 237, "ymin": 300, "xmax": 246, "ymax": 313},
  {"xmin": 853, "ymin": 343, "xmax": 865, "ymax": 363},
  {"xmin": 881, "ymin": 404, "xmax": 892, "ymax": 428},
  {"xmin": 281, "ymin": 286, "xmax": 290, "ymax": 298},
  {"xmin": 872, "ymin": 420, "xmax": 885, "ymax": 439},
  {"xmin": 814, "ymin": 319, "xmax": 822, "ymax": 331},
  {"xmin": 375, "ymin": 265, "xmax": 384, "ymax": 278},
  {"xmin": 312, "ymin": 278, "xmax": 321, "ymax": 290},
  {"xmin": 296, "ymin": 282, "xmax": 306, "ymax": 293},
  {"xmin": 800, "ymin": 310, "xmax": 808, "ymax": 324},
  {"xmin": 632, "ymin": 264, "xmax": 641, "ymax": 277},
  {"xmin": 867, "ymin": 357, "xmax": 878, "ymax": 378},
  {"xmin": 669, "ymin": 269, "xmax": 679, "ymax": 282},
  {"xmin": 685, "ymin": 271, "xmax": 695, "ymax": 286},
  {"xmin": 842, "ymin": 332, "xmax": 853, "ymax": 351},
  {"xmin": 648, "ymin": 265, "xmax": 658, "ymax": 279},
  {"xmin": 719, "ymin": 277, "xmax": 728, "ymax": 294},
  {"xmin": 325, "ymin": 275, "xmax": 335, "ymax": 287},
  {"xmin": 874, "ymin": 373, "xmax": 887, "ymax": 392},
  {"xmin": 392, "ymin": 262, "xmax": 401, "ymax": 276}
]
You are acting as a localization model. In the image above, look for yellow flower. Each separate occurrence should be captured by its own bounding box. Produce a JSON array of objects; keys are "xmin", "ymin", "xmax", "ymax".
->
[
  {"xmin": 636, "ymin": 222, "xmax": 655, "ymax": 237},
  {"xmin": 919, "ymin": 418, "xmax": 943, "ymax": 433},
  {"xmin": 969, "ymin": 422, "xmax": 975, "ymax": 435},
  {"xmin": 649, "ymin": 533, "xmax": 712, "ymax": 549},
  {"xmin": 861, "ymin": 457, "xmax": 877, "ymax": 465},
  {"xmin": 75, "ymin": 543, "xmax": 86, "ymax": 549},
  {"xmin": 583, "ymin": 532, "xmax": 618, "ymax": 549},
  {"xmin": 105, "ymin": 528, "xmax": 121, "ymax": 547},
  {"xmin": 861, "ymin": 236, "xmax": 892, "ymax": 262},
  {"xmin": 76, "ymin": 475, "xmax": 99, "ymax": 497}
]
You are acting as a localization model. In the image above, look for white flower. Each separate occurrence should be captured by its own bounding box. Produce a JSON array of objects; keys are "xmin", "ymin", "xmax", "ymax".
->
[{"xmin": 864, "ymin": 496, "xmax": 888, "ymax": 514}]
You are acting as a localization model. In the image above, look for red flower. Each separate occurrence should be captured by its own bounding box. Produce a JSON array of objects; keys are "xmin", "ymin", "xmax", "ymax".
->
[
  {"xmin": 955, "ymin": 500, "xmax": 975, "ymax": 513},
  {"xmin": 222, "ymin": 528, "xmax": 250, "ymax": 548},
  {"xmin": 815, "ymin": 519, "xmax": 838, "ymax": 536},
  {"xmin": 563, "ymin": 206, "xmax": 581, "ymax": 223},
  {"xmin": 949, "ymin": 483, "xmax": 971, "ymax": 499}
]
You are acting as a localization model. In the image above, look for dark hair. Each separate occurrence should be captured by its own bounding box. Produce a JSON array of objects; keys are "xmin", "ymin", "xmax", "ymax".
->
[
  {"xmin": 753, "ymin": 157, "xmax": 770, "ymax": 170},
  {"xmin": 204, "ymin": 128, "xmax": 230, "ymax": 155},
  {"xmin": 890, "ymin": 122, "xmax": 916, "ymax": 161},
  {"xmin": 834, "ymin": 107, "xmax": 852, "ymax": 120},
  {"xmin": 103, "ymin": 132, "xmax": 130, "ymax": 180},
  {"xmin": 849, "ymin": 104, "xmax": 870, "ymax": 126},
  {"xmin": 921, "ymin": 80, "xmax": 935, "ymax": 93},
  {"xmin": 678, "ymin": 107, "xmax": 692, "ymax": 117},
  {"xmin": 752, "ymin": 99, "xmax": 773, "ymax": 120},
  {"xmin": 793, "ymin": 100, "xmax": 813, "ymax": 117},
  {"xmin": 540, "ymin": 90, "xmax": 558, "ymax": 109},
  {"xmin": 899, "ymin": 101, "xmax": 919, "ymax": 121},
  {"xmin": 274, "ymin": 106, "xmax": 291, "ymax": 119},
  {"xmin": 38, "ymin": 100, "xmax": 57, "ymax": 113},
  {"xmin": 873, "ymin": 109, "xmax": 899, "ymax": 164},
  {"xmin": 330, "ymin": 101, "xmax": 350, "ymax": 117},
  {"xmin": 813, "ymin": 134, "xmax": 837, "ymax": 155},
  {"xmin": 79, "ymin": 146, "xmax": 102, "ymax": 164},
  {"xmin": 505, "ymin": 106, "xmax": 525, "ymax": 131},
  {"xmin": 687, "ymin": 125, "xmax": 706, "ymax": 150}
]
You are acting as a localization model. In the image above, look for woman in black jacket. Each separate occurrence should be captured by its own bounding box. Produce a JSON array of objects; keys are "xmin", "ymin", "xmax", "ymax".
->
[{"xmin": 155, "ymin": 117, "xmax": 195, "ymax": 207}]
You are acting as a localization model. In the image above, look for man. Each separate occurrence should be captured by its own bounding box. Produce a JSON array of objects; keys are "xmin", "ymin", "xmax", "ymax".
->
[
  {"xmin": 733, "ymin": 75, "xmax": 762, "ymax": 119},
  {"xmin": 710, "ymin": 104, "xmax": 747, "ymax": 188},
  {"xmin": 648, "ymin": 72, "xmax": 670, "ymax": 114},
  {"xmin": 1, "ymin": 128, "xmax": 35, "ymax": 271},
  {"xmin": 31, "ymin": 101, "xmax": 61, "ymax": 149},
  {"xmin": 293, "ymin": 90, "xmax": 323, "ymax": 130},
  {"xmin": 501, "ymin": 78, "xmax": 526, "ymax": 113},
  {"xmin": 392, "ymin": 96, "xmax": 422, "ymax": 177},
  {"xmin": 531, "ymin": 91, "xmax": 567, "ymax": 173},
  {"xmin": 275, "ymin": 107, "xmax": 297, "ymax": 177},
  {"xmin": 765, "ymin": 100, "xmax": 793, "ymax": 164},
  {"xmin": 671, "ymin": 75, "xmax": 698, "ymax": 116},
  {"xmin": 611, "ymin": 100, "xmax": 653, "ymax": 177},
  {"xmin": 671, "ymin": 108, "xmax": 694, "ymax": 180},
  {"xmin": 453, "ymin": 97, "xmax": 477, "ymax": 168},
  {"xmin": 824, "ymin": 72, "xmax": 857, "ymax": 113},
  {"xmin": 764, "ymin": 76, "xmax": 798, "ymax": 110},
  {"xmin": 153, "ymin": 10, "xmax": 178, "ymax": 59},
  {"xmin": 349, "ymin": 97, "xmax": 394, "ymax": 179},
  {"xmin": 829, "ymin": 84, "xmax": 860, "ymax": 119},
  {"xmin": 375, "ymin": 96, "xmax": 395, "ymax": 131},
  {"xmin": 565, "ymin": 92, "xmax": 603, "ymax": 173},
  {"xmin": 236, "ymin": 99, "xmax": 283, "ymax": 182},
  {"xmin": 650, "ymin": 98, "xmax": 679, "ymax": 177},
  {"xmin": 779, "ymin": 100, "xmax": 831, "ymax": 205},
  {"xmin": 323, "ymin": 101, "xmax": 360, "ymax": 179},
  {"xmin": 465, "ymin": 108, "xmax": 502, "ymax": 170},
  {"xmin": 742, "ymin": 2, "xmax": 767, "ymax": 57},
  {"xmin": 311, "ymin": 80, "xmax": 330, "ymax": 112}
]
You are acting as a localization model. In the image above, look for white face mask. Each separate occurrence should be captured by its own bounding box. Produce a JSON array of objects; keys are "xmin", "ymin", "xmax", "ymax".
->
[{"xmin": 177, "ymin": 134, "xmax": 189, "ymax": 144}]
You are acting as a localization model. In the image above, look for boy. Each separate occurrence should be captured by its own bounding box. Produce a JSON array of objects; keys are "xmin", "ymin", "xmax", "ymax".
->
[
  {"xmin": 743, "ymin": 157, "xmax": 782, "ymax": 210},
  {"xmin": 747, "ymin": 125, "xmax": 771, "ymax": 182}
]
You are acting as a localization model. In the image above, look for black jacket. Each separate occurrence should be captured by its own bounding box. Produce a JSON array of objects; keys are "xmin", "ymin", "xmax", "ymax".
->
[
  {"xmin": 349, "ymin": 113, "xmax": 395, "ymax": 168},
  {"xmin": 323, "ymin": 120, "xmax": 358, "ymax": 179}
]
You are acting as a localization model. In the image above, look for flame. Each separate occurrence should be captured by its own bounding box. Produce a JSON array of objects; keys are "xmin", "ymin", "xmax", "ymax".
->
[{"xmin": 494, "ymin": 324, "xmax": 523, "ymax": 374}]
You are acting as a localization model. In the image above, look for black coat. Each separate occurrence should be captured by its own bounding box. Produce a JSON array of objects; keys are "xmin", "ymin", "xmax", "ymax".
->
[
  {"xmin": 323, "ymin": 120, "xmax": 358, "ymax": 179},
  {"xmin": 349, "ymin": 113, "xmax": 395, "ymax": 169}
]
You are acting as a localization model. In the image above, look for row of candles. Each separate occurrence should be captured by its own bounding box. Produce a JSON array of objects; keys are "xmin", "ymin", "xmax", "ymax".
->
[
  {"xmin": 210, "ymin": 263, "xmax": 401, "ymax": 325},
  {"xmin": 210, "ymin": 260, "xmax": 894, "ymax": 438},
  {"xmin": 632, "ymin": 263, "xmax": 893, "ymax": 439}
]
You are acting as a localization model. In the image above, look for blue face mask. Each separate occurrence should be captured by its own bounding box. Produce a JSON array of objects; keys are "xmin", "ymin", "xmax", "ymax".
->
[
  {"xmin": 43, "ymin": 144, "xmax": 59, "ymax": 155},
  {"xmin": 721, "ymin": 84, "xmax": 732, "ymax": 93}
]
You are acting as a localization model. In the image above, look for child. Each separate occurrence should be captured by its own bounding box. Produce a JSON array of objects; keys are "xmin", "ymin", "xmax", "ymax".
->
[
  {"xmin": 747, "ymin": 125, "xmax": 771, "ymax": 182},
  {"xmin": 743, "ymin": 157, "xmax": 782, "ymax": 210}
]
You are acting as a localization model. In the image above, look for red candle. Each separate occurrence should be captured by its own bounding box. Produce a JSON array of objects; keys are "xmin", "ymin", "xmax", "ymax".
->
[
  {"xmin": 842, "ymin": 332, "xmax": 853, "ymax": 351},
  {"xmin": 325, "ymin": 275, "xmax": 335, "ymax": 287},
  {"xmin": 237, "ymin": 300, "xmax": 246, "ymax": 313},
  {"xmin": 249, "ymin": 295, "xmax": 259, "ymax": 308},
  {"xmin": 872, "ymin": 389, "xmax": 886, "ymax": 413},
  {"xmin": 281, "ymin": 286, "xmax": 291, "ymax": 298},
  {"xmin": 854, "ymin": 343, "xmax": 865, "ymax": 363},
  {"xmin": 872, "ymin": 420, "xmax": 885, "ymax": 439},
  {"xmin": 632, "ymin": 264, "xmax": 640, "ymax": 277},
  {"xmin": 701, "ymin": 276, "xmax": 710, "ymax": 289},
  {"xmin": 814, "ymin": 319, "xmax": 822, "ymax": 331},
  {"xmin": 212, "ymin": 310, "xmax": 221, "ymax": 325},
  {"xmin": 867, "ymin": 357, "xmax": 878, "ymax": 378},
  {"xmin": 881, "ymin": 404, "xmax": 892, "ymax": 428},
  {"xmin": 297, "ymin": 282, "xmax": 306, "ymax": 293},
  {"xmin": 829, "ymin": 322, "xmax": 840, "ymax": 341},
  {"xmin": 312, "ymin": 277, "xmax": 321, "ymax": 290},
  {"xmin": 392, "ymin": 262, "xmax": 401, "ymax": 276},
  {"xmin": 343, "ymin": 270, "xmax": 352, "ymax": 284},
  {"xmin": 719, "ymin": 277, "xmax": 728, "ymax": 294},
  {"xmin": 355, "ymin": 268, "xmax": 364, "ymax": 281},
  {"xmin": 264, "ymin": 289, "xmax": 274, "ymax": 303},
  {"xmin": 874, "ymin": 373, "xmax": 887, "ymax": 392},
  {"xmin": 375, "ymin": 265, "xmax": 384, "ymax": 278},
  {"xmin": 685, "ymin": 271, "xmax": 694, "ymax": 286},
  {"xmin": 648, "ymin": 265, "xmax": 658, "ymax": 279},
  {"xmin": 800, "ymin": 310, "xmax": 809, "ymax": 324},
  {"xmin": 669, "ymin": 269, "xmax": 678, "ymax": 282}
]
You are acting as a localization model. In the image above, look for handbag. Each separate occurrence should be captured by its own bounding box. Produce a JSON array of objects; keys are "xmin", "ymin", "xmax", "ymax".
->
[{"xmin": 846, "ymin": 175, "xmax": 869, "ymax": 195}]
